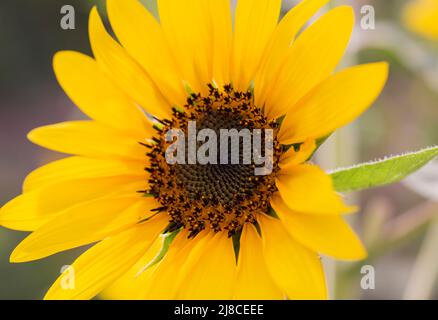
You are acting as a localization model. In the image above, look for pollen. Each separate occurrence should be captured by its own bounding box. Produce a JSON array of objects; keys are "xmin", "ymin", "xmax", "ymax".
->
[{"xmin": 145, "ymin": 84, "xmax": 282, "ymax": 238}]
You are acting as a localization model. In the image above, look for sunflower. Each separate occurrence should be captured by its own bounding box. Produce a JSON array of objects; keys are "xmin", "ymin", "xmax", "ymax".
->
[
  {"xmin": 404, "ymin": 0, "xmax": 438, "ymax": 39},
  {"xmin": 0, "ymin": 0, "xmax": 388, "ymax": 300}
]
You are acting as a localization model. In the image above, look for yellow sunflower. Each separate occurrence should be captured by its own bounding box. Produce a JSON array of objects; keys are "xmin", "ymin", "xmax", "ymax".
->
[
  {"xmin": 0, "ymin": 0, "xmax": 388, "ymax": 300},
  {"xmin": 404, "ymin": 0, "xmax": 438, "ymax": 39}
]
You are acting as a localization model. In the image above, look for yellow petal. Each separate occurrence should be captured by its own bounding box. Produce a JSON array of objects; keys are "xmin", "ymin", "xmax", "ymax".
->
[
  {"xmin": 272, "ymin": 197, "xmax": 367, "ymax": 260},
  {"xmin": 176, "ymin": 232, "xmax": 237, "ymax": 299},
  {"xmin": 88, "ymin": 8, "xmax": 172, "ymax": 119},
  {"xmin": 138, "ymin": 231, "xmax": 206, "ymax": 299},
  {"xmin": 264, "ymin": 6, "xmax": 355, "ymax": 120},
  {"xmin": 258, "ymin": 214, "xmax": 327, "ymax": 299},
  {"xmin": 44, "ymin": 216, "xmax": 167, "ymax": 300},
  {"xmin": 278, "ymin": 62, "xmax": 389, "ymax": 144},
  {"xmin": 276, "ymin": 165, "xmax": 355, "ymax": 215},
  {"xmin": 23, "ymin": 156, "xmax": 146, "ymax": 192},
  {"xmin": 100, "ymin": 236, "xmax": 164, "ymax": 300},
  {"xmin": 255, "ymin": 0, "xmax": 330, "ymax": 107},
  {"xmin": 53, "ymin": 51, "xmax": 150, "ymax": 135},
  {"xmin": 107, "ymin": 0, "xmax": 186, "ymax": 107},
  {"xmin": 1, "ymin": 177, "xmax": 146, "ymax": 232},
  {"xmin": 157, "ymin": 0, "xmax": 213, "ymax": 93},
  {"xmin": 28, "ymin": 121, "xmax": 148, "ymax": 161},
  {"xmin": 279, "ymin": 139, "xmax": 316, "ymax": 168},
  {"xmin": 10, "ymin": 196, "xmax": 160, "ymax": 263},
  {"xmin": 233, "ymin": 224, "xmax": 284, "ymax": 299},
  {"xmin": 232, "ymin": 0, "xmax": 282, "ymax": 90},
  {"xmin": 210, "ymin": 0, "xmax": 233, "ymax": 88}
]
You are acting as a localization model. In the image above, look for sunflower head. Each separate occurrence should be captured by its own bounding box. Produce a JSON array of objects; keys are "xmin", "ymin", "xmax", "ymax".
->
[{"xmin": 147, "ymin": 83, "xmax": 282, "ymax": 238}]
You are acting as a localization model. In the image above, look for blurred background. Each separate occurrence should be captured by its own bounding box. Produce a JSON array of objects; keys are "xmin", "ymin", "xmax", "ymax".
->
[{"xmin": 0, "ymin": 0, "xmax": 437, "ymax": 299}]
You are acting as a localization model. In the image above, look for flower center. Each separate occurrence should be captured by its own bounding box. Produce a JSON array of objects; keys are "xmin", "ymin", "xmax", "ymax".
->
[{"xmin": 145, "ymin": 84, "xmax": 282, "ymax": 238}]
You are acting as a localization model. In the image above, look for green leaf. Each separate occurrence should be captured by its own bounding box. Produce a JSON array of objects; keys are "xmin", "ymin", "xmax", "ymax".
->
[
  {"xmin": 136, "ymin": 229, "xmax": 179, "ymax": 276},
  {"xmin": 330, "ymin": 146, "xmax": 438, "ymax": 193},
  {"xmin": 232, "ymin": 230, "xmax": 242, "ymax": 263}
]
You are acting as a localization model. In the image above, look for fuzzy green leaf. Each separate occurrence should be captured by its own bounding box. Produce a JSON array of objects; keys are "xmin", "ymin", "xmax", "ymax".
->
[{"xmin": 330, "ymin": 146, "xmax": 438, "ymax": 192}]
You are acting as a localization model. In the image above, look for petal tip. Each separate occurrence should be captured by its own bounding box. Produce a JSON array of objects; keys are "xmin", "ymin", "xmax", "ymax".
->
[
  {"xmin": 9, "ymin": 248, "xmax": 26, "ymax": 264},
  {"xmin": 26, "ymin": 128, "xmax": 39, "ymax": 144}
]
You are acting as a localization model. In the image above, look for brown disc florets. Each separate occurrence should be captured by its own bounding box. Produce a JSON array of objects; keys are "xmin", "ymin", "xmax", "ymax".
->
[{"xmin": 145, "ymin": 84, "xmax": 282, "ymax": 238}]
